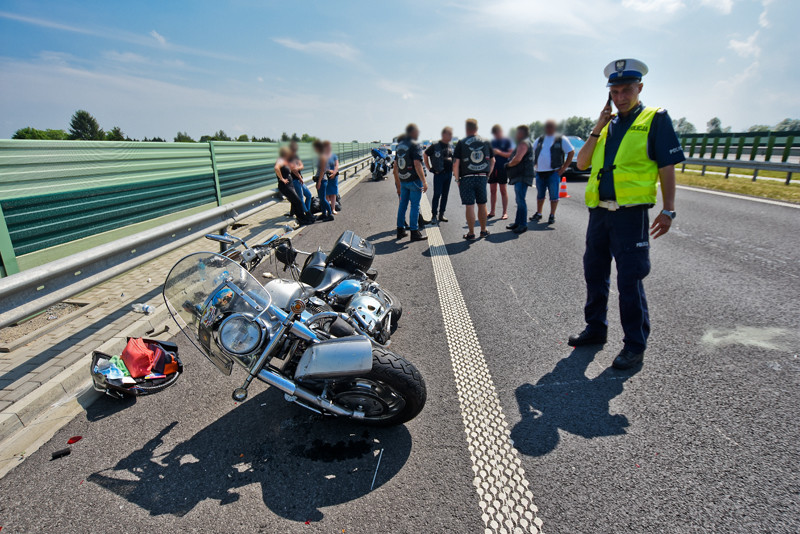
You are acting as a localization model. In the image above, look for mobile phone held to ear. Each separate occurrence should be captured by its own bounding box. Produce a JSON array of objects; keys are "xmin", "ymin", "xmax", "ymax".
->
[{"xmin": 606, "ymin": 92, "xmax": 612, "ymax": 108}]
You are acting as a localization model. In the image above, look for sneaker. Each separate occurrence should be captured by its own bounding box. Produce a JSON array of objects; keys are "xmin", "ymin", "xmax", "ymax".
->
[
  {"xmin": 530, "ymin": 213, "xmax": 542, "ymax": 222},
  {"xmin": 547, "ymin": 214, "xmax": 555, "ymax": 225}
]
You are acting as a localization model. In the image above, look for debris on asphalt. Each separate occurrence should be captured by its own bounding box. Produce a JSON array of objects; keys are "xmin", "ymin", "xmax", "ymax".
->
[
  {"xmin": 370, "ymin": 448, "xmax": 384, "ymax": 491},
  {"xmin": 51, "ymin": 448, "xmax": 71, "ymax": 460},
  {"xmin": 67, "ymin": 436, "xmax": 82, "ymax": 445}
]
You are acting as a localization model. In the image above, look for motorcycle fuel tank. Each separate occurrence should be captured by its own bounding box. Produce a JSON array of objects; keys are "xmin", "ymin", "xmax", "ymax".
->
[
  {"xmin": 294, "ymin": 336, "xmax": 373, "ymax": 380},
  {"xmin": 329, "ymin": 279, "xmax": 361, "ymax": 305},
  {"xmin": 264, "ymin": 279, "xmax": 312, "ymax": 311}
]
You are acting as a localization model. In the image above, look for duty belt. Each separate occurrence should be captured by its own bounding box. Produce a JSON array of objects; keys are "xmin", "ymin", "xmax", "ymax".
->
[{"xmin": 596, "ymin": 200, "xmax": 650, "ymax": 211}]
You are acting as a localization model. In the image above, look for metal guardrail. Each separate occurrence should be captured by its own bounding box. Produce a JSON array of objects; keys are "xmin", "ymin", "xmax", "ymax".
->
[
  {"xmin": 0, "ymin": 155, "xmax": 373, "ymax": 329},
  {"xmin": 679, "ymin": 130, "xmax": 800, "ymax": 184},
  {"xmin": 0, "ymin": 140, "xmax": 378, "ymax": 276}
]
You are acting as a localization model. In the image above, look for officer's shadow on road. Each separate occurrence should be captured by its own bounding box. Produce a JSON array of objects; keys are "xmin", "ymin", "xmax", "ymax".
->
[
  {"xmin": 510, "ymin": 347, "xmax": 640, "ymax": 457},
  {"xmin": 87, "ymin": 388, "xmax": 412, "ymax": 523}
]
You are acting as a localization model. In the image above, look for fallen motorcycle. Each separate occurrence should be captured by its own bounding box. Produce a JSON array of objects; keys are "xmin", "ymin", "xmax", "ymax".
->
[
  {"xmin": 205, "ymin": 230, "xmax": 402, "ymax": 345},
  {"xmin": 163, "ymin": 251, "xmax": 426, "ymax": 426}
]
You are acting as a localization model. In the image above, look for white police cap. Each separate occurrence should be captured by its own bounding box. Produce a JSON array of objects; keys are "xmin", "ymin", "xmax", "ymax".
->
[{"xmin": 603, "ymin": 58, "xmax": 648, "ymax": 87}]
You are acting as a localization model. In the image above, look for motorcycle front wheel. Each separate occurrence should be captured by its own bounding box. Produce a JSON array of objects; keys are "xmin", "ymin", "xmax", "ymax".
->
[{"xmin": 333, "ymin": 348, "xmax": 426, "ymax": 426}]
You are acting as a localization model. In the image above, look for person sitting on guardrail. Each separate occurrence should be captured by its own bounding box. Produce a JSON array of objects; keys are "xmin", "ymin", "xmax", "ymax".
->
[
  {"xmin": 289, "ymin": 140, "xmax": 313, "ymax": 214},
  {"xmin": 569, "ymin": 58, "xmax": 684, "ymax": 370},
  {"xmin": 313, "ymin": 140, "xmax": 334, "ymax": 221},
  {"xmin": 275, "ymin": 146, "xmax": 315, "ymax": 226}
]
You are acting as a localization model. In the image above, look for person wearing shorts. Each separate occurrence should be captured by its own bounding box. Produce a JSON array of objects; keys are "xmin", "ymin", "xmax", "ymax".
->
[
  {"xmin": 531, "ymin": 120, "xmax": 574, "ymax": 225},
  {"xmin": 322, "ymin": 141, "xmax": 340, "ymax": 214},
  {"xmin": 489, "ymin": 125, "xmax": 513, "ymax": 220},
  {"xmin": 453, "ymin": 118, "xmax": 495, "ymax": 240}
]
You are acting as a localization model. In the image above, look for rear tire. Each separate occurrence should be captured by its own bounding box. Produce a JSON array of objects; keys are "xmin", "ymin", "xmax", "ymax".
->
[{"xmin": 334, "ymin": 348, "xmax": 426, "ymax": 426}]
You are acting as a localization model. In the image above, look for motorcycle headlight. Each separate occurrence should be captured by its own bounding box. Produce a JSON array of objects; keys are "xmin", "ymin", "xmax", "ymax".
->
[{"xmin": 218, "ymin": 314, "xmax": 264, "ymax": 355}]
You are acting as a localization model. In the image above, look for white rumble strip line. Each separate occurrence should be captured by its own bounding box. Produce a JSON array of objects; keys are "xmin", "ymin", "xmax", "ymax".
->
[{"xmin": 420, "ymin": 199, "xmax": 543, "ymax": 534}]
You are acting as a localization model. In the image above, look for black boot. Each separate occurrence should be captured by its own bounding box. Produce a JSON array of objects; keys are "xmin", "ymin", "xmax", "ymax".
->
[
  {"xmin": 410, "ymin": 229, "xmax": 427, "ymax": 241},
  {"xmin": 612, "ymin": 349, "xmax": 644, "ymax": 370},
  {"xmin": 567, "ymin": 327, "xmax": 607, "ymax": 347},
  {"xmin": 397, "ymin": 227, "xmax": 408, "ymax": 240},
  {"xmin": 418, "ymin": 213, "xmax": 431, "ymax": 228}
]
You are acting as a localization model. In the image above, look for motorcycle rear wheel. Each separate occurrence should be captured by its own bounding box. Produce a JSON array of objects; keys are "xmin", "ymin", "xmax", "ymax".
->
[{"xmin": 333, "ymin": 348, "xmax": 426, "ymax": 426}]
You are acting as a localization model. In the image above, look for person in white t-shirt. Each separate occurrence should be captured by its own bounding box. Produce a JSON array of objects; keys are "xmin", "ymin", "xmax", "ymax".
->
[{"xmin": 530, "ymin": 120, "xmax": 575, "ymax": 225}]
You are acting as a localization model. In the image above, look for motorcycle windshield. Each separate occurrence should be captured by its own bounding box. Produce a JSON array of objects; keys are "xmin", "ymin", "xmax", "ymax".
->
[{"xmin": 162, "ymin": 252, "xmax": 272, "ymax": 375}]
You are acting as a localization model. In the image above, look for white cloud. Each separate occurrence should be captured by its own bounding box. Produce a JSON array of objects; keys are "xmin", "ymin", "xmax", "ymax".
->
[
  {"xmin": 257, "ymin": 76, "xmax": 264, "ymax": 83},
  {"xmin": 0, "ymin": 11, "xmax": 241, "ymax": 62},
  {"xmin": 377, "ymin": 79, "xmax": 414, "ymax": 100},
  {"xmin": 699, "ymin": 0, "xmax": 733, "ymax": 14},
  {"xmin": 715, "ymin": 60, "xmax": 759, "ymax": 92},
  {"xmin": 758, "ymin": 0, "xmax": 773, "ymax": 27},
  {"xmin": 728, "ymin": 31, "xmax": 761, "ymax": 58},
  {"xmin": 103, "ymin": 50, "xmax": 147, "ymax": 63},
  {"xmin": 273, "ymin": 38, "xmax": 359, "ymax": 62},
  {"xmin": 150, "ymin": 30, "xmax": 167, "ymax": 46},
  {"xmin": 621, "ymin": 0, "xmax": 685, "ymax": 14}
]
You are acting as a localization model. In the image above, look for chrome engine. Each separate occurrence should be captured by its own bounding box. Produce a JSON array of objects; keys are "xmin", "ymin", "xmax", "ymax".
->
[
  {"xmin": 346, "ymin": 286, "xmax": 392, "ymax": 342},
  {"xmin": 263, "ymin": 279, "xmax": 312, "ymax": 310}
]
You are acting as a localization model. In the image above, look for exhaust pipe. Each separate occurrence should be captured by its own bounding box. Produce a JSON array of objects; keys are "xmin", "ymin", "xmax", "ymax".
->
[{"xmin": 256, "ymin": 368, "xmax": 363, "ymax": 418}]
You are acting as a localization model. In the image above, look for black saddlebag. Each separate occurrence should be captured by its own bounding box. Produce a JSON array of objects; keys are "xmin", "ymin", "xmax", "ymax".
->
[{"xmin": 327, "ymin": 230, "xmax": 375, "ymax": 272}]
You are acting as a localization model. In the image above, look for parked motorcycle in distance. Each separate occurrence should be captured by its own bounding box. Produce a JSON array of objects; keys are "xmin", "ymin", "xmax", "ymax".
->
[
  {"xmin": 370, "ymin": 147, "xmax": 392, "ymax": 181},
  {"xmin": 163, "ymin": 252, "xmax": 426, "ymax": 425},
  {"xmin": 205, "ymin": 230, "xmax": 402, "ymax": 345}
]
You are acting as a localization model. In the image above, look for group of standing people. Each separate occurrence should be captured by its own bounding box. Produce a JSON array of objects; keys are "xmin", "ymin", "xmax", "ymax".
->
[
  {"xmin": 393, "ymin": 57, "xmax": 686, "ymax": 371},
  {"xmin": 394, "ymin": 117, "xmax": 576, "ymax": 240},
  {"xmin": 274, "ymin": 139, "xmax": 341, "ymax": 226}
]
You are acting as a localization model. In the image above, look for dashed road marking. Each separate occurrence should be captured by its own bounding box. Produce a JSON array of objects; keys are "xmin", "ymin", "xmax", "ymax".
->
[{"xmin": 420, "ymin": 199, "xmax": 543, "ymax": 534}]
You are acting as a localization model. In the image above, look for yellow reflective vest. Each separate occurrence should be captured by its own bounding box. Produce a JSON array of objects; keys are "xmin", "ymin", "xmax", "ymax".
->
[{"xmin": 586, "ymin": 106, "xmax": 660, "ymax": 208}]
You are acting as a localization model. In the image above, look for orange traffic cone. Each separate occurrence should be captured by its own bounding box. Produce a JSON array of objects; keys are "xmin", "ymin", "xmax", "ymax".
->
[{"xmin": 559, "ymin": 176, "xmax": 570, "ymax": 198}]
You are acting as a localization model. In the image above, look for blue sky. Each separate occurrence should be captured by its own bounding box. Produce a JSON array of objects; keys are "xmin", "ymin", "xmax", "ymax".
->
[{"xmin": 0, "ymin": 0, "xmax": 797, "ymax": 142}]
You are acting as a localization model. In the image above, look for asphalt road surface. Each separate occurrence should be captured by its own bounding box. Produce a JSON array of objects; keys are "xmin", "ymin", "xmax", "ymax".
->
[{"xmin": 0, "ymin": 173, "xmax": 798, "ymax": 533}]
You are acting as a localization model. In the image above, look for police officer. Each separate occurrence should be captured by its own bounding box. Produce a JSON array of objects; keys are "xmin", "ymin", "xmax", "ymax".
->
[
  {"xmin": 568, "ymin": 59, "xmax": 685, "ymax": 370},
  {"xmin": 424, "ymin": 126, "xmax": 455, "ymax": 222},
  {"xmin": 453, "ymin": 118, "xmax": 495, "ymax": 240},
  {"xmin": 394, "ymin": 123, "xmax": 429, "ymax": 242}
]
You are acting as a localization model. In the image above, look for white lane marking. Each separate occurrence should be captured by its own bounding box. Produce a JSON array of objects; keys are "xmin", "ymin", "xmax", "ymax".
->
[
  {"xmin": 420, "ymin": 199, "xmax": 543, "ymax": 534},
  {"xmin": 677, "ymin": 185, "xmax": 800, "ymax": 209}
]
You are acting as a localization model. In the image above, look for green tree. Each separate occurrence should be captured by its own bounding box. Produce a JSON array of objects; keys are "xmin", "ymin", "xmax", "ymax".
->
[
  {"xmin": 559, "ymin": 116, "xmax": 594, "ymax": 139},
  {"xmin": 68, "ymin": 109, "xmax": 104, "ymax": 140},
  {"xmin": 199, "ymin": 130, "xmax": 232, "ymax": 142},
  {"xmin": 300, "ymin": 133, "xmax": 318, "ymax": 143},
  {"xmin": 706, "ymin": 117, "xmax": 730, "ymax": 134},
  {"xmin": 143, "ymin": 137, "xmax": 166, "ymax": 142},
  {"xmin": 773, "ymin": 118, "xmax": 800, "ymax": 132},
  {"xmin": 174, "ymin": 131, "xmax": 196, "ymax": 142},
  {"xmin": 672, "ymin": 117, "xmax": 696, "ymax": 135},
  {"xmin": 280, "ymin": 132, "xmax": 290, "ymax": 142},
  {"xmin": 251, "ymin": 136, "xmax": 274, "ymax": 143},
  {"xmin": 747, "ymin": 124, "xmax": 771, "ymax": 133},
  {"xmin": 12, "ymin": 127, "xmax": 68, "ymax": 140},
  {"xmin": 236, "ymin": 134, "xmax": 249, "ymax": 142},
  {"xmin": 528, "ymin": 121, "xmax": 545, "ymax": 139},
  {"xmin": 105, "ymin": 126, "xmax": 126, "ymax": 141}
]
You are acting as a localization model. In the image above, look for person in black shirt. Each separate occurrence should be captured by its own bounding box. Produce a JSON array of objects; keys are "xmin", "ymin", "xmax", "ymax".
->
[
  {"xmin": 424, "ymin": 126, "xmax": 454, "ymax": 222},
  {"xmin": 453, "ymin": 118, "xmax": 494, "ymax": 240}
]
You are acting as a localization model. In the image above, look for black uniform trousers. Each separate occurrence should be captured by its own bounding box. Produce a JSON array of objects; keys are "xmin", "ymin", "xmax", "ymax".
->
[{"xmin": 583, "ymin": 205, "xmax": 651, "ymax": 353}]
